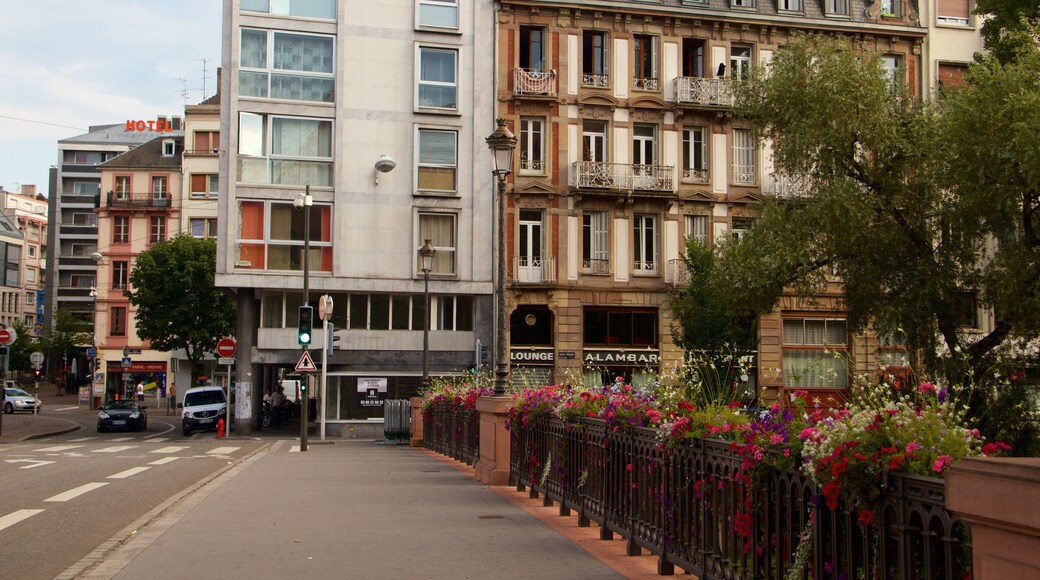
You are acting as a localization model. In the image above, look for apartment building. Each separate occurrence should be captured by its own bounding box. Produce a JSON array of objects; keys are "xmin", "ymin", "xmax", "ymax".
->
[
  {"xmin": 1, "ymin": 185, "xmax": 48, "ymax": 337},
  {"xmin": 922, "ymin": 0, "xmax": 983, "ymax": 95},
  {"xmin": 218, "ymin": 0, "xmax": 496, "ymax": 431},
  {"xmin": 495, "ymin": 0, "xmax": 926, "ymax": 402},
  {"xmin": 93, "ymin": 135, "xmax": 184, "ymax": 402}
]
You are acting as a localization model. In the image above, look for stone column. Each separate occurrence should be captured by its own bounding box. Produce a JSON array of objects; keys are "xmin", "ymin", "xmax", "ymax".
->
[
  {"xmin": 947, "ymin": 457, "xmax": 1040, "ymax": 578},
  {"xmin": 474, "ymin": 395, "xmax": 512, "ymax": 485}
]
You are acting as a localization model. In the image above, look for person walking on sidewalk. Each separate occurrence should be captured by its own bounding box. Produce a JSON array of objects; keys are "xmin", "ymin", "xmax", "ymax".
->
[
  {"xmin": 136, "ymin": 381, "xmax": 145, "ymax": 402},
  {"xmin": 271, "ymin": 385, "xmax": 286, "ymax": 429},
  {"xmin": 168, "ymin": 383, "xmax": 177, "ymax": 415}
]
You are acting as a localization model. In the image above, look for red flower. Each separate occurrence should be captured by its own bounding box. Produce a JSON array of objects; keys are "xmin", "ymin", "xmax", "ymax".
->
[
  {"xmin": 857, "ymin": 509, "xmax": 874, "ymax": 526},
  {"xmin": 822, "ymin": 481, "xmax": 841, "ymax": 510},
  {"xmin": 888, "ymin": 455, "xmax": 906, "ymax": 470},
  {"xmin": 982, "ymin": 441, "xmax": 1012, "ymax": 456}
]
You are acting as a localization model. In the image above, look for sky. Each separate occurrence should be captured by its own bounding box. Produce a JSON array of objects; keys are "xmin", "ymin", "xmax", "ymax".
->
[{"xmin": 0, "ymin": 1, "xmax": 222, "ymax": 195}]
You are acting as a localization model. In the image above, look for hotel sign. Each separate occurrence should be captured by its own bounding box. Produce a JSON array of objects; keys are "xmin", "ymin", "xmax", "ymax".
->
[
  {"xmin": 583, "ymin": 348, "xmax": 660, "ymax": 365},
  {"xmin": 510, "ymin": 347, "xmax": 554, "ymax": 364},
  {"xmin": 125, "ymin": 119, "xmax": 175, "ymax": 132}
]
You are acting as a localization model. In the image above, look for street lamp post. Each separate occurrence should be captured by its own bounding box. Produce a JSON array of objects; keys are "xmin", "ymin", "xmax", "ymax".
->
[
  {"xmin": 294, "ymin": 186, "xmax": 313, "ymax": 452},
  {"xmin": 485, "ymin": 118, "xmax": 517, "ymax": 396},
  {"xmin": 418, "ymin": 239, "xmax": 436, "ymax": 390}
]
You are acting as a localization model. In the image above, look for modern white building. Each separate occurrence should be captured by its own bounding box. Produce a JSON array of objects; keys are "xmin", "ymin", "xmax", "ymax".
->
[{"xmin": 218, "ymin": 0, "xmax": 497, "ymax": 432}]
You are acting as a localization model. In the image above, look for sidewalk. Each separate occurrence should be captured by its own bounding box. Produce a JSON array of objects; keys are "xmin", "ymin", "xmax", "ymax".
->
[
  {"xmin": 0, "ymin": 391, "xmax": 84, "ymax": 442},
  {"xmin": 63, "ymin": 440, "xmax": 661, "ymax": 580}
]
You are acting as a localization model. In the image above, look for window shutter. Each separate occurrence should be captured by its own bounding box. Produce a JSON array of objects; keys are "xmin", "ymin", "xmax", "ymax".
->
[{"xmin": 937, "ymin": 0, "xmax": 969, "ymax": 19}]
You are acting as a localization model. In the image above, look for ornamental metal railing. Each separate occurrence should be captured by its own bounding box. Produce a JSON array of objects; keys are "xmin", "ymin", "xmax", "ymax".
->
[
  {"xmin": 674, "ymin": 77, "xmax": 735, "ymax": 107},
  {"xmin": 569, "ymin": 161, "xmax": 674, "ymax": 193},
  {"xmin": 509, "ymin": 417, "xmax": 973, "ymax": 579},
  {"xmin": 768, "ymin": 171, "xmax": 814, "ymax": 199},
  {"xmin": 422, "ymin": 406, "xmax": 479, "ymax": 465},
  {"xmin": 514, "ymin": 68, "xmax": 558, "ymax": 96},
  {"xmin": 514, "ymin": 256, "xmax": 557, "ymax": 284},
  {"xmin": 106, "ymin": 191, "xmax": 172, "ymax": 209}
]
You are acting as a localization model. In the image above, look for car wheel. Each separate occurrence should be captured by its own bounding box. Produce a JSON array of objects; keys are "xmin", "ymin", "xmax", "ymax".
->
[{"xmin": 3, "ymin": 403, "xmax": 11, "ymax": 414}]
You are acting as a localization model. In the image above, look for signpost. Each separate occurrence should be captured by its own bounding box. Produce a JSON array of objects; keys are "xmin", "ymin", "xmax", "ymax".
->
[
  {"xmin": 216, "ymin": 338, "xmax": 236, "ymax": 438},
  {"xmin": 318, "ymin": 294, "xmax": 333, "ymax": 441},
  {"xmin": 0, "ymin": 328, "xmax": 14, "ymax": 345},
  {"xmin": 30, "ymin": 351, "xmax": 43, "ymax": 416}
]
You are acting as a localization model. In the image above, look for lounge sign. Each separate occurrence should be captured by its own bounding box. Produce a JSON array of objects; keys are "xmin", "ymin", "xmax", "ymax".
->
[
  {"xmin": 583, "ymin": 348, "xmax": 659, "ymax": 366},
  {"xmin": 510, "ymin": 347, "xmax": 554, "ymax": 364}
]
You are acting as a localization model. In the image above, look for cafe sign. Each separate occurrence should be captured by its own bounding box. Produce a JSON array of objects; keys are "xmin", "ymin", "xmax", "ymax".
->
[
  {"xmin": 510, "ymin": 347, "xmax": 555, "ymax": 364},
  {"xmin": 583, "ymin": 348, "xmax": 660, "ymax": 366}
]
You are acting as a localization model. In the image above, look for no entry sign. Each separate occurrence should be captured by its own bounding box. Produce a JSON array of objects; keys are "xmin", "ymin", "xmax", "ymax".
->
[
  {"xmin": 0, "ymin": 328, "xmax": 15, "ymax": 345},
  {"xmin": 216, "ymin": 337, "xmax": 237, "ymax": 358}
]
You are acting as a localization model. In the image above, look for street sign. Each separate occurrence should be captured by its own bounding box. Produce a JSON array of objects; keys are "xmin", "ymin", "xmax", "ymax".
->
[
  {"xmin": 30, "ymin": 351, "xmax": 44, "ymax": 366},
  {"xmin": 0, "ymin": 328, "xmax": 15, "ymax": 345},
  {"xmin": 218, "ymin": 357, "xmax": 236, "ymax": 366},
  {"xmin": 121, "ymin": 356, "xmax": 132, "ymax": 369},
  {"xmin": 295, "ymin": 350, "xmax": 317, "ymax": 372},
  {"xmin": 86, "ymin": 347, "xmax": 97, "ymax": 358},
  {"xmin": 216, "ymin": 337, "xmax": 237, "ymax": 358},
  {"xmin": 318, "ymin": 294, "xmax": 333, "ymax": 321}
]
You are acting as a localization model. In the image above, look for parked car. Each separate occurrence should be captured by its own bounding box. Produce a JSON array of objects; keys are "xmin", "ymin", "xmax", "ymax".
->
[
  {"xmin": 97, "ymin": 400, "xmax": 147, "ymax": 432},
  {"xmin": 3, "ymin": 386, "xmax": 41, "ymax": 414},
  {"xmin": 179, "ymin": 386, "xmax": 227, "ymax": 436}
]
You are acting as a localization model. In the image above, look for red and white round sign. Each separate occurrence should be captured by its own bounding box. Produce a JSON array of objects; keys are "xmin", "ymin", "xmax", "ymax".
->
[
  {"xmin": 216, "ymin": 337, "xmax": 237, "ymax": 358},
  {"xmin": 0, "ymin": 328, "xmax": 14, "ymax": 345}
]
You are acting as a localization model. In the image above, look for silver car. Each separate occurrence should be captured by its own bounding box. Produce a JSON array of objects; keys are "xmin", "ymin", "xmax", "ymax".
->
[{"xmin": 3, "ymin": 387, "xmax": 41, "ymax": 414}]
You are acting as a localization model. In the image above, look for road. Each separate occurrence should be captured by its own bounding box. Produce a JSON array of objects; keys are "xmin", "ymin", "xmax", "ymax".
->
[{"xmin": 0, "ymin": 404, "xmax": 263, "ymax": 580}]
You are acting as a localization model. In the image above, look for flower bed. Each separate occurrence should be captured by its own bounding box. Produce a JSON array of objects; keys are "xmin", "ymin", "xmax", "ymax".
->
[{"xmin": 419, "ymin": 376, "xmax": 493, "ymax": 464}]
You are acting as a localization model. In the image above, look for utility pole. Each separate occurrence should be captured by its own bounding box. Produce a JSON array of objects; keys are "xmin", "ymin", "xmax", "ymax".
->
[{"xmin": 294, "ymin": 187, "xmax": 312, "ymax": 452}]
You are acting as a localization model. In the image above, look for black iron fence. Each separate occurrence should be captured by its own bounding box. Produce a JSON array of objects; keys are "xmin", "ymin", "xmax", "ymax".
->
[
  {"xmin": 422, "ymin": 406, "xmax": 479, "ymax": 465},
  {"xmin": 509, "ymin": 417, "xmax": 972, "ymax": 579}
]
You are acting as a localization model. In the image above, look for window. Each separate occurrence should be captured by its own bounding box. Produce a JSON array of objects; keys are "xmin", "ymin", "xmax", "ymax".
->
[
  {"xmin": 72, "ymin": 182, "xmax": 100, "ymax": 195},
  {"xmin": 582, "ymin": 31, "xmax": 609, "ymax": 87},
  {"xmin": 237, "ymin": 113, "xmax": 333, "ymax": 186},
  {"xmin": 685, "ymin": 215, "xmax": 709, "ymax": 246},
  {"xmin": 150, "ymin": 217, "xmax": 166, "ymax": 243},
  {"xmin": 191, "ymin": 174, "xmax": 220, "ymax": 199},
  {"xmin": 417, "ymin": 128, "xmax": 457, "ymax": 192},
  {"xmin": 345, "ymin": 293, "xmax": 471, "ymax": 331},
  {"xmin": 27, "ymin": 245, "xmax": 37, "ymax": 258},
  {"xmin": 732, "ymin": 128, "xmax": 757, "ymax": 185},
  {"xmin": 417, "ymin": 213, "xmax": 456, "ymax": 275},
  {"xmin": 114, "ymin": 176, "xmax": 131, "ymax": 198},
  {"xmin": 190, "ymin": 218, "xmax": 218, "ymax": 239},
  {"xmin": 114, "ymin": 216, "xmax": 129, "ymax": 244},
  {"xmin": 70, "ymin": 274, "xmax": 95, "ymax": 288},
  {"xmin": 937, "ymin": 0, "xmax": 970, "ymax": 25},
  {"xmin": 194, "ymin": 131, "xmax": 219, "ymax": 153},
  {"xmin": 682, "ymin": 126, "xmax": 708, "ymax": 183},
  {"xmin": 731, "ymin": 217, "xmax": 754, "ymax": 240},
  {"xmin": 732, "ymin": 0, "xmax": 756, "ymax": 8},
  {"xmin": 417, "ymin": 47, "xmax": 458, "ymax": 110},
  {"xmin": 877, "ymin": 332, "xmax": 909, "ymax": 369},
  {"xmin": 72, "ymin": 213, "xmax": 96, "ymax": 226},
  {"xmin": 633, "ymin": 34, "xmax": 658, "ymax": 90},
  {"xmin": 938, "ymin": 63, "xmax": 968, "ymax": 93},
  {"xmin": 582, "ymin": 120, "xmax": 608, "ymax": 163},
  {"xmin": 582, "ymin": 211, "xmax": 609, "ymax": 274},
  {"xmin": 111, "ymin": 307, "xmax": 127, "ymax": 337},
  {"xmin": 67, "ymin": 151, "xmax": 103, "ymax": 165},
  {"xmin": 583, "ymin": 308, "xmax": 658, "ymax": 346},
  {"xmin": 519, "ymin": 26, "xmax": 545, "ymax": 71},
  {"xmin": 237, "ymin": 201, "xmax": 332, "ymax": 272},
  {"xmin": 417, "ymin": 0, "xmax": 458, "ymax": 30},
  {"xmin": 633, "ymin": 214, "xmax": 657, "ymax": 273},
  {"xmin": 161, "ymin": 139, "xmax": 176, "ymax": 157},
  {"xmin": 783, "ymin": 318, "xmax": 848, "ymax": 388},
  {"xmin": 951, "ymin": 291, "xmax": 979, "ymax": 329},
  {"xmin": 239, "ymin": 29, "xmax": 335, "ymax": 103},
  {"xmin": 778, "ymin": 0, "xmax": 801, "ymax": 10},
  {"xmin": 151, "ymin": 176, "xmax": 168, "ymax": 198},
  {"xmin": 881, "ymin": 55, "xmax": 901, "ymax": 89},
  {"xmin": 880, "ymin": 0, "xmax": 901, "ymax": 17},
  {"xmin": 519, "ymin": 117, "xmax": 546, "ymax": 174},
  {"xmin": 632, "ymin": 124, "xmax": 656, "ymax": 167},
  {"xmin": 26, "ymin": 268, "xmax": 36, "ymax": 284},
  {"xmin": 730, "ymin": 45, "xmax": 753, "ymax": 80},
  {"xmin": 240, "ymin": 0, "xmax": 335, "ymax": 18},
  {"xmin": 681, "ymin": 38, "xmax": 705, "ymax": 78},
  {"xmin": 825, "ymin": 0, "xmax": 849, "ymax": 16},
  {"xmin": 112, "ymin": 261, "xmax": 129, "ymax": 290}
]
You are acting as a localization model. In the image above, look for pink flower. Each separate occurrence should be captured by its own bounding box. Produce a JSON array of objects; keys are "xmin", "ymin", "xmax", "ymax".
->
[
  {"xmin": 982, "ymin": 442, "xmax": 1012, "ymax": 456},
  {"xmin": 917, "ymin": 382, "xmax": 936, "ymax": 394},
  {"xmin": 905, "ymin": 441, "xmax": 921, "ymax": 454},
  {"xmin": 626, "ymin": 463, "xmax": 633, "ymax": 472},
  {"xmin": 932, "ymin": 455, "xmax": 953, "ymax": 473}
]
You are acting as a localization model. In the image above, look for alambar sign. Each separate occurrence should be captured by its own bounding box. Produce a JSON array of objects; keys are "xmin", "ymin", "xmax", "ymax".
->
[{"xmin": 583, "ymin": 349, "xmax": 660, "ymax": 365}]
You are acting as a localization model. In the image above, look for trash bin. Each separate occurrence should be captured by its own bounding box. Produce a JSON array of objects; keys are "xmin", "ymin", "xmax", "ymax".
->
[{"xmin": 382, "ymin": 400, "xmax": 410, "ymax": 443}]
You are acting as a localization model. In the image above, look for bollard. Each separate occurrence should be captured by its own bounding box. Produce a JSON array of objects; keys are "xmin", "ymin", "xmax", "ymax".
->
[{"xmin": 216, "ymin": 418, "xmax": 225, "ymax": 438}]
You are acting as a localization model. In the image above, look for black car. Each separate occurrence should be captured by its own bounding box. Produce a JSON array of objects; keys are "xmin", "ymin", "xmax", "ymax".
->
[{"xmin": 97, "ymin": 400, "xmax": 148, "ymax": 432}]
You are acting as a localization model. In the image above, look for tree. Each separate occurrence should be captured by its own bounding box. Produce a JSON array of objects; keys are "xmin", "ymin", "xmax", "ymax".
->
[
  {"xmin": 975, "ymin": 0, "xmax": 1040, "ymax": 63},
  {"xmin": 711, "ymin": 36, "xmax": 1039, "ymax": 446},
  {"xmin": 43, "ymin": 307, "xmax": 91, "ymax": 385},
  {"xmin": 126, "ymin": 235, "xmax": 236, "ymax": 388},
  {"xmin": 7, "ymin": 321, "xmax": 35, "ymax": 372}
]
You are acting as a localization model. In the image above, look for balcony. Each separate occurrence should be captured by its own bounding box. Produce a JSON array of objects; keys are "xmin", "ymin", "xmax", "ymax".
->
[
  {"xmin": 513, "ymin": 68, "xmax": 557, "ymax": 98},
  {"xmin": 514, "ymin": 256, "xmax": 556, "ymax": 285},
  {"xmin": 674, "ymin": 77, "xmax": 734, "ymax": 108},
  {"xmin": 582, "ymin": 72, "xmax": 609, "ymax": 88},
  {"xmin": 665, "ymin": 258, "xmax": 688, "ymax": 286},
  {"xmin": 767, "ymin": 171, "xmax": 813, "ymax": 199},
  {"xmin": 105, "ymin": 191, "xmax": 172, "ymax": 210},
  {"xmin": 582, "ymin": 258, "xmax": 609, "ymax": 275},
  {"xmin": 569, "ymin": 162, "xmax": 674, "ymax": 195}
]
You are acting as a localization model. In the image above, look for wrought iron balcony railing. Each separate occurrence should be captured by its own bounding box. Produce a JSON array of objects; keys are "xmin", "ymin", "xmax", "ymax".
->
[
  {"xmin": 674, "ymin": 77, "xmax": 734, "ymax": 107},
  {"xmin": 514, "ymin": 256, "xmax": 556, "ymax": 284},
  {"xmin": 569, "ymin": 161, "xmax": 674, "ymax": 193},
  {"xmin": 633, "ymin": 77, "xmax": 659, "ymax": 91},
  {"xmin": 681, "ymin": 168, "xmax": 709, "ymax": 184},
  {"xmin": 767, "ymin": 171, "xmax": 814, "ymax": 198},
  {"xmin": 666, "ymin": 258, "xmax": 688, "ymax": 286},
  {"xmin": 513, "ymin": 68, "xmax": 557, "ymax": 97},
  {"xmin": 582, "ymin": 258, "xmax": 609, "ymax": 275},
  {"xmin": 582, "ymin": 72, "xmax": 609, "ymax": 88},
  {"xmin": 106, "ymin": 191, "xmax": 172, "ymax": 209}
]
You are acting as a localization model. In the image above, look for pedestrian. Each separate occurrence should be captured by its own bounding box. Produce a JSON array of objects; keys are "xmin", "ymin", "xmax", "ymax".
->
[
  {"xmin": 168, "ymin": 383, "xmax": 177, "ymax": 415},
  {"xmin": 271, "ymin": 385, "xmax": 286, "ymax": 429},
  {"xmin": 136, "ymin": 381, "xmax": 145, "ymax": 402}
]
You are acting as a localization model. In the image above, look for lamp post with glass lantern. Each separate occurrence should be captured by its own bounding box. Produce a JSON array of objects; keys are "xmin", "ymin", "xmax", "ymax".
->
[
  {"xmin": 418, "ymin": 240, "xmax": 436, "ymax": 389},
  {"xmin": 485, "ymin": 119, "xmax": 517, "ymax": 396}
]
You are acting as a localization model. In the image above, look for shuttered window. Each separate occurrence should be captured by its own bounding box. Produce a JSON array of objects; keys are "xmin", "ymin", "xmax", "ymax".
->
[{"xmin": 937, "ymin": 0, "xmax": 970, "ymax": 25}]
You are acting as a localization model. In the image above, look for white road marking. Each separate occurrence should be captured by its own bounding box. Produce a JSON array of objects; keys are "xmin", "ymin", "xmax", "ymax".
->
[
  {"xmin": 148, "ymin": 457, "xmax": 181, "ymax": 466},
  {"xmin": 37, "ymin": 445, "xmax": 83, "ymax": 453},
  {"xmin": 0, "ymin": 509, "xmax": 44, "ymax": 532},
  {"xmin": 207, "ymin": 447, "xmax": 240, "ymax": 455},
  {"xmin": 55, "ymin": 406, "xmax": 80, "ymax": 412},
  {"xmin": 110, "ymin": 437, "xmax": 134, "ymax": 442},
  {"xmin": 150, "ymin": 446, "xmax": 189, "ymax": 454},
  {"xmin": 45, "ymin": 482, "xmax": 109, "ymax": 502},
  {"xmin": 146, "ymin": 437, "xmax": 170, "ymax": 443},
  {"xmin": 108, "ymin": 467, "xmax": 151, "ymax": 479},
  {"xmin": 4, "ymin": 459, "xmax": 55, "ymax": 469},
  {"xmin": 289, "ymin": 445, "xmax": 301, "ymax": 453},
  {"xmin": 69, "ymin": 437, "xmax": 98, "ymax": 442},
  {"xmin": 94, "ymin": 446, "xmax": 136, "ymax": 453}
]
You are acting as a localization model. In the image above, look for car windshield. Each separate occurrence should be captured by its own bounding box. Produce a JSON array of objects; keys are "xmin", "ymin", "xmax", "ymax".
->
[
  {"xmin": 6, "ymin": 388, "xmax": 29, "ymax": 397},
  {"xmin": 103, "ymin": 401, "xmax": 139, "ymax": 410},
  {"xmin": 185, "ymin": 391, "xmax": 225, "ymax": 406}
]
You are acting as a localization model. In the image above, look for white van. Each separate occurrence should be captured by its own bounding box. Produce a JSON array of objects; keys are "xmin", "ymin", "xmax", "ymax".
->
[{"xmin": 179, "ymin": 386, "xmax": 227, "ymax": 436}]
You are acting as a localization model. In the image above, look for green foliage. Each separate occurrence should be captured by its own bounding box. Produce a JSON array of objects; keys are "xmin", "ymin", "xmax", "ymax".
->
[
  {"xmin": 126, "ymin": 235, "xmax": 236, "ymax": 386},
  {"xmin": 975, "ymin": 0, "xmax": 1040, "ymax": 63},
  {"xmin": 43, "ymin": 307, "xmax": 91, "ymax": 369},
  {"xmin": 6, "ymin": 321, "xmax": 35, "ymax": 371}
]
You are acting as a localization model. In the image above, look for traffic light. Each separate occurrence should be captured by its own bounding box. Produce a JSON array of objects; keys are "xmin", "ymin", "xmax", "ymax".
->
[
  {"xmin": 33, "ymin": 368, "xmax": 41, "ymax": 380},
  {"xmin": 298, "ymin": 305, "xmax": 314, "ymax": 345},
  {"xmin": 326, "ymin": 323, "xmax": 340, "ymax": 357}
]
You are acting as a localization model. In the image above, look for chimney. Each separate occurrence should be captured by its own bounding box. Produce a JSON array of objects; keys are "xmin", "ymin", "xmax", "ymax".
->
[{"xmin": 20, "ymin": 184, "xmax": 36, "ymax": 197}]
